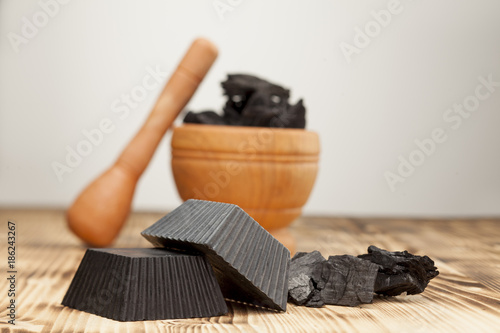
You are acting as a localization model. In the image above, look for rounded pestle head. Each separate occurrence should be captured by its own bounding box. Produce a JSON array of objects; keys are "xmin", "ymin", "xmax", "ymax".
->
[{"xmin": 66, "ymin": 166, "xmax": 136, "ymax": 247}]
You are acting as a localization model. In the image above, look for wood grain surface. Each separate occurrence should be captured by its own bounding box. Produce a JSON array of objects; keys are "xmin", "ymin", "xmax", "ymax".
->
[{"xmin": 1, "ymin": 210, "xmax": 499, "ymax": 332}]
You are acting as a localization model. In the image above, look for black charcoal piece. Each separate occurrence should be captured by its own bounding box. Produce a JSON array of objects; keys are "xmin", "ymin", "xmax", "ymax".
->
[
  {"xmin": 322, "ymin": 255, "xmax": 379, "ymax": 307},
  {"xmin": 141, "ymin": 199, "xmax": 290, "ymax": 311},
  {"xmin": 288, "ymin": 251, "xmax": 326, "ymax": 306},
  {"xmin": 288, "ymin": 252, "xmax": 379, "ymax": 307},
  {"xmin": 62, "ymin": 248, "xmax": 228, "ymax": 321},
  {"xmin": 358, "ymin": 245, "xmax": 439, "ymax": 296},
  {"xmin": 183, "ymin": 110, "xmax": 227, "ymax": 125},
  {"xmin": 184, "ymin": 74, "xmax": 306, "ymax": 128}
]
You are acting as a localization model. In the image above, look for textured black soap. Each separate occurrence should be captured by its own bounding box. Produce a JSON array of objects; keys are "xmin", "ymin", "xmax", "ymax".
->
[
  {"xmin": 62, "ymin": 248, "xmax": 228, "ymax": 321},
  {"xmin": 141, "ymin": 199, "xmax": 290, "ymax": 311}
]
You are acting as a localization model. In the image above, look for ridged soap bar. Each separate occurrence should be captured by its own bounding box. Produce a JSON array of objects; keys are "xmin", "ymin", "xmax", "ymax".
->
[
  {"xmin": 141, "ymin": 199, "xmax": 290, "ymax": 311},
  {"xmin": 62, "ymin": 248, "xmax": 228, "ymax": 321}
]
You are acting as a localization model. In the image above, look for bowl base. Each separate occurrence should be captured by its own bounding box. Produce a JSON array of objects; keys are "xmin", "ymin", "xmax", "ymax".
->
[
  {"xmin": 268, "ymin": 227, "xmax": 296, "ymax": 255},
  {"xmin": 242, "ymin": 207, "xmax": 302, "ymax": 230}
]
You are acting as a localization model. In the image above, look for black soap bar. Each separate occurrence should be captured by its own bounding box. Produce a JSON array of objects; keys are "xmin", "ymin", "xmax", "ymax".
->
[
  {"xmin": 141, "ymin": 199, "xmax": 290, "ymax": 311},
  {"xmin": 358, "ymin": 245, "xmax": 439, "ymax": 296},
  {"xmin": 62, "ymin": 248, "xmax": 228, "ymax": 321},
  {"xmin": 184, "ymin": 74, "xmax": 306, "ymax": 128}
]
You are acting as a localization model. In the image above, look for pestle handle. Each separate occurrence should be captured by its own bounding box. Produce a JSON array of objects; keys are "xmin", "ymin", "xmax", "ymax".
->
[
  {"xmin": 67, "ymin": 38, "xmax": 218, "ymax": 247},
  {"xmin": 116, "ymin": 38, "xmax": 219, "ymax": 178}
]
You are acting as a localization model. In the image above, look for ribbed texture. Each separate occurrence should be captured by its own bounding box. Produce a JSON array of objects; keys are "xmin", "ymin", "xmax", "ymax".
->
[
  {"xmin": 141, "ymin": 199, "xmax": 290, "ymax": 311},
  {"xmin": 61, "ymin": 248, "xmax": 227, "ymax": 321}
]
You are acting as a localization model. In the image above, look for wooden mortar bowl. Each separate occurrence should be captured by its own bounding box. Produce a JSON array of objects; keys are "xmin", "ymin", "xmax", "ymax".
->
[{"xmin": 171, "ymin": 124, "xmax": 320, "ymax": 232}]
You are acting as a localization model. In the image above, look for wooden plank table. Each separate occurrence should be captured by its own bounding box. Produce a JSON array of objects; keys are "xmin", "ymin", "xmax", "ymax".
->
[{"xmin": 1, "ymin": 210, "xmax": 499, "ymax": 332}]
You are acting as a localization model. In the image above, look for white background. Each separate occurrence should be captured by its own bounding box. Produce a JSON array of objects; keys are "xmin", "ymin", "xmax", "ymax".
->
[{"xmin": 1, "ymin": 0, "xmax": 499, "ymax": 217}]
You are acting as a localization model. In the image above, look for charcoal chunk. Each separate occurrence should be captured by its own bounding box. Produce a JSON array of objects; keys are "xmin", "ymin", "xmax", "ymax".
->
[
  {"xmin": 305, "ymin": 289, "xmax": 325, "ymax": 308},
  {"xmin": 184, "ymin": 74, "xmax": 306, "ymax": 128},
  {"xmin": 289, "ymin": 246, "xmax": 439, "ymax": 308},
  {"xmin": 141, "ymin": 199, "xmax": 290, "ymax": 311},
  {"xmin": 288, "ymin": 252, "xmax": 378, "ymax": 307},
  {"xmin": 323, "ymin": 255, "xmax": 379, "ymax": 306},
  {"xmin": 183, "ymin": 110, "xmax": 227, "ymax": 125},
  {"xmin": 358, "ymin": 245, "xmax": 439, "ymax": 296},
  {"xmin": 288, "ymin": 251, "xmax": 326, "ymax": 306}
]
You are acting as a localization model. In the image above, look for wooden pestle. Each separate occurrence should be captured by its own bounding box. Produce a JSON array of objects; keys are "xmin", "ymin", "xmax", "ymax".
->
[{"xmin": 67, "ymin": 38, "xmax": 218, "ymax": 247}]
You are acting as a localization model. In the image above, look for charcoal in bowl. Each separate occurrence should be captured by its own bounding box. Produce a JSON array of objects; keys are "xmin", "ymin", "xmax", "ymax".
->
[
  {"xmin": 61, "ymin": 248, "xmax": 228, "ymax": 321},
  {"xmin": 141, "ymin": 199, "xmax": 290, "ymax": 311},
  {"xmin": 184, "ymin": 74, "xmax": 306, "ymax": 128}
]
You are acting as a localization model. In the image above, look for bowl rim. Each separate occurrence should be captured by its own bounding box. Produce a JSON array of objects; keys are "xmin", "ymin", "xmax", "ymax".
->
[
  {"xmin": 171, "ymin": 124, "xmax": 320, "ymax": 155},
  {"xmin": 173, "ymin": 123, "xmax": 318, "ymax": 134}
]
